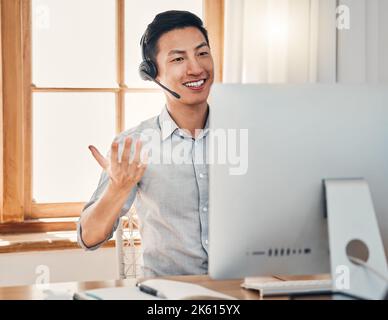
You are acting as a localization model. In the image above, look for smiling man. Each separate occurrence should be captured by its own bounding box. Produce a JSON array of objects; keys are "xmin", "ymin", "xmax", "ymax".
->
[{"xmin": 77, "ymin": 11, "xmax": 214, "ymax": 276}]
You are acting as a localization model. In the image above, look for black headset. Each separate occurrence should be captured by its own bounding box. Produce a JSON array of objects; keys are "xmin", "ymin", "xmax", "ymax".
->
[
  {"xmin": 138, "ymin": 33, "xmax": 181, "ymax": 99},
  {"xmin": 139, "ymin": 33, "xmax": 158, "ymax": 81}
]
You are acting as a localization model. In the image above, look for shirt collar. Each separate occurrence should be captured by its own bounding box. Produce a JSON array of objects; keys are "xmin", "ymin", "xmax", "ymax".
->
[
  {"xmin": 158, "ymin": 105, "xmax": 210, "ymax": 141},
  {"xmin": 159, "ymin": 106, "xmax": 179, "ymax": 141},
  {"xmin": 203, "ymin": 110, "xmax": 209, "ymax": 135}
]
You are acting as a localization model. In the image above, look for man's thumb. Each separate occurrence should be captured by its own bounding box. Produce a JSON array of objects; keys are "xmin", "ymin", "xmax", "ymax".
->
[{"xmin": 88, "ymin": 145, "xmax": 107, "ymax": 169}]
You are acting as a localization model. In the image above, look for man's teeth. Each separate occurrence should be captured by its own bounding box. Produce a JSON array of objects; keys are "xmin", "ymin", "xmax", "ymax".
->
[{"xmin": 184, "ymin": 80, "xmax": 205, "ymax": 87}]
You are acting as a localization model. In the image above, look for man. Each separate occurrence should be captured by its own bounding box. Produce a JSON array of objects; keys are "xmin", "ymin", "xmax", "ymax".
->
[{"xmin": 77, "ymin": 10, "xmax": 214, "ymax": 276}]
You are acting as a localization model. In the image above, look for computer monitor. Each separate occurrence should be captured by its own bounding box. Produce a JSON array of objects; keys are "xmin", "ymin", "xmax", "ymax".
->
[{"xmin": 208, "ymin": 84, "xmax": 388, "ymax": 279}]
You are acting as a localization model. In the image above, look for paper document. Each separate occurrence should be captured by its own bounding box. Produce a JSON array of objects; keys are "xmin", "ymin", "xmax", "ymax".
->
[
  {"xmin": 73, "ymin": 286, "xmax": 161, "ymax": 300},
  {"xmin": 73, "ymin": 279, "xmax": 236, "ymax": 300},
  {"xmin": 138, "ymin": 279, "xmax": 237, "ymax": 300}
]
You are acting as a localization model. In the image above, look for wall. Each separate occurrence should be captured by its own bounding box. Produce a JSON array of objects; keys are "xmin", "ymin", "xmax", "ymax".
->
[
  {"xmin": 0, "ymin": 247, "xmax": 118, "ymax": 287},
  {"xmin": 337, "ymin": 0, "xmax": 388, "ymax": 82}
]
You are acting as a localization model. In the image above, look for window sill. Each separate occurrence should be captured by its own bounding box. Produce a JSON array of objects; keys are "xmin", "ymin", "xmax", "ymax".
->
[
  {"xmin": 0, "ymin": 217, "xmax": 141, "ymax": 253},
  {"xmin": 0, "ymin": 231, "xmax": 117, "ymax": 254},
  {"xmin": 0, "ymin": 231, "xmax": 142, "ymax": 254},
  {"xmin": 0, "ymin": 217, "xmax": 78, "ymax": 234}
]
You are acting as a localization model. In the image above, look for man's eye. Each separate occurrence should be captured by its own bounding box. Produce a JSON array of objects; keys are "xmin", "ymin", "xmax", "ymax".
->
[
  {"xmin": 172, "ymin": 57, "xmax": 184, "ymax": 62},
  {"xmin": 199, "ymin": 51, "xmax": 209, "ymax": 56}
]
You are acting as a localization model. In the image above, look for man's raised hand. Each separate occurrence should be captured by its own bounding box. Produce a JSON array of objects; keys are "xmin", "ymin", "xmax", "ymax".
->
[{"xmin": 88, "ymin": 137, "xmax": 147, "ymax": 192}]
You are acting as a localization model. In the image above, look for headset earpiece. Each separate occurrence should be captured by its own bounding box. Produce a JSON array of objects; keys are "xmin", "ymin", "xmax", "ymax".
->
[
  {"xmin": 138, "ymin": 31, "xmax": 180, "ymax": 99},
  {"xmin": 139, "ymin": 33, "xmax": 158, "ymax": 80},
  {"xmin": 139, "ymin": 60, "xmax": 158, "ymax": 81}
]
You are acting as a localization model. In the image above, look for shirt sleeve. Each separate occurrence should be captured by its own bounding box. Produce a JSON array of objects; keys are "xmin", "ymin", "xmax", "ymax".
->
[{"xmin": 77, "ymin": 132, "xmax": 139, "ymax": 251}]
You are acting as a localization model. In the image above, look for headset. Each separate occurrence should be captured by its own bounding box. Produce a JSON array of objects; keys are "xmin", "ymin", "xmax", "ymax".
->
[{"xmin": 139, "ymin": 33, "xmax": 181, "ymax": 99}]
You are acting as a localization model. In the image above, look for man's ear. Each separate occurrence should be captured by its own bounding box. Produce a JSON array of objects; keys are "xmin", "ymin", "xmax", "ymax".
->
[
  {"xmin": 155, "ymin": 64, "xmax": 162, "ymax": 82},
  {"xmin": 154, "ymin": 60, "xmax": 161, "ymax": 82}
]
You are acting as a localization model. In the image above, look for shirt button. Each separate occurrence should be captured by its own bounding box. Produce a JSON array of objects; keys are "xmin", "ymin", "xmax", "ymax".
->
[
  {"xmin": 202, "ymin": 207, "xmax": 208, "ymax": 212},
  {"xmin": 199, "ymin": 173, "xmax": 205, "ymax": 179},
  {"xmin": 205, "ymin": 239, "xmax": 209, "ymax": 245}
]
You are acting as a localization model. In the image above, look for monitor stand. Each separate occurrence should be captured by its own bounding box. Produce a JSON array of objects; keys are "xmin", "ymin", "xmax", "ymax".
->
[{"xmin": 324, "ymin": 178, "xmax": 388, "ymax": 300}]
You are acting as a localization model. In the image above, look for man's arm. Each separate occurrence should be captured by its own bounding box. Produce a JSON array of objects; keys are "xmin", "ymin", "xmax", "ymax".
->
[
  {"xmin": 79, "ymin": 136, "xmax": 146, "ymax": 248},
  {"xmin": 79, "ymin": 181, "xmax": 134, "ymax": 248}
]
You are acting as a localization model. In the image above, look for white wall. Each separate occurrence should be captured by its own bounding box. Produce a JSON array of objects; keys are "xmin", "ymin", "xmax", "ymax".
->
[
  {"xmin": 224, "ymin": 0, "xmax": 388, "ymax": 84},
  {"xmin": 0, "ymin": 248, "xmax": 118, "ymax": 287},
  {"xmin": 337, "ymin": 0, "xmax": 388, "ymax": 83}
]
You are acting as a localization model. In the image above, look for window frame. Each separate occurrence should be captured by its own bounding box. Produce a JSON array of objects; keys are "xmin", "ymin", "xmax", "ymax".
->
[
  {"xmin": 0, "ymin": 0, "xmax": 3, "ymax": 224},
  {"xmin": 0, "ymin": 0, "xmax": 224, "ymax": 230}
]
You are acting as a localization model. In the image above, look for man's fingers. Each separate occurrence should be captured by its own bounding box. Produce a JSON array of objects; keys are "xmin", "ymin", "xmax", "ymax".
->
[
  {"xmin": 110, "ymin": 140, "xmax": 119, "ymax": 169},
  {"xmin": 88, "ymin": 145, "xmax": 108, "ymax": 169},
  {"xmin": 140, "ymin": 150, "xmax": 149, "ymax": 166},
  {"xmin": 131, "ymin": 139, "xmax": 142, "ymax": 165},
  {"xmin": 121, "ymin": 137, "xmax": 132, "ymax": 164},
  {"xmin": 135, "ymin": 163, "xmax": 147, "ymax": 181}
]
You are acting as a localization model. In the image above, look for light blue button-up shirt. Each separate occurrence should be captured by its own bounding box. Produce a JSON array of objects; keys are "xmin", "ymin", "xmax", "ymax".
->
[{"xmin": 77, "ymin": 106, "xmax": 209, "ymax": 276}]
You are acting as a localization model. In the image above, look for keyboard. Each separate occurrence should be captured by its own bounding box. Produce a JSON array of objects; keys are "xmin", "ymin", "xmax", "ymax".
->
[{"xmin": 241, "ymin": 278, "xmax": 333, "ymax": 296}]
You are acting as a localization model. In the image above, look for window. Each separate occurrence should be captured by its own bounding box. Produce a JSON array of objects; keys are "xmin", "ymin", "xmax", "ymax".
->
[{"xmin": 0, "ymin": 0, "xmax": 224, "ymax": 229}]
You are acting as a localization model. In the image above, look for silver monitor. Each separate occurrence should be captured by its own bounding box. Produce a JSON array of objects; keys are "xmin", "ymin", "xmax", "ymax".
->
[{"xmin": 208, "ymin": 84, "xmax": 388, "ymax": 279}]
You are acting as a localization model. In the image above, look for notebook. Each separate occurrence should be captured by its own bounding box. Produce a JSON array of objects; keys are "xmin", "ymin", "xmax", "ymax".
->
[{"xmin": 73, "ymin": 279, "xmax": 237, "ymax": 300}]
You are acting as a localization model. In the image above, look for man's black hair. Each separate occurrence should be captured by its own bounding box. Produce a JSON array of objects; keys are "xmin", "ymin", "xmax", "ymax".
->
[{"xmin": 142, "ymin": 10, "xmax": 210, "ymax": 65}]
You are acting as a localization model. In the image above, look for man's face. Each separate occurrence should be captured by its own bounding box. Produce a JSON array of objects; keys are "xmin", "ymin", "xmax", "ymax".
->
[{"xmin": 155, "ymin": 26, "xmax": 214, "ymax": 107}]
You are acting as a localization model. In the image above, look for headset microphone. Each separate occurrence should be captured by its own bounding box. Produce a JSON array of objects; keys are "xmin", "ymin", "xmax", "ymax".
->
[
  {"xmin": 143, "ymin": 72, "xmax": 181, "ymax": 99},
  {"xmin": 139, "ymin": 34, "xmax": 181, "ymax": 99}
]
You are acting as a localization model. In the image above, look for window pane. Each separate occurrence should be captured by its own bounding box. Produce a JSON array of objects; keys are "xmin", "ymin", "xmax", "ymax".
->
[
  {"xmin": 125, "ymin": 0, "xmax": 203, "ymax": 87},
  {"xmin": 33, "ymin": 93, "xmax": 116, "ymax": 202},
  {"xmin": 125, "ymin": 91, "xmax": 165, "ymax": 130},
  {"xmin": 32, "ymin": 0, "xmax": 116, "ymax": 87}
]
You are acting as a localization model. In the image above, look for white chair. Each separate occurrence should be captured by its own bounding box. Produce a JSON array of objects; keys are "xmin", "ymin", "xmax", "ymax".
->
[{"xmin": 115, "ymin": 207, "xmax": 143, "ymax": 279}]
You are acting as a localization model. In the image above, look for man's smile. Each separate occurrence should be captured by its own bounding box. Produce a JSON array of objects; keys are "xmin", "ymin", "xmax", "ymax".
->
[{"xmin": 182, "ymin": 78, "xmax": 207, "ymax": 90}]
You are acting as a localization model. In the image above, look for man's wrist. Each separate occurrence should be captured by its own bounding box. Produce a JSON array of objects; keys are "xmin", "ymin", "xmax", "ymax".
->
[{"xmin": 106, "ymin": 180, "xmax": 134, "ymax": 198}]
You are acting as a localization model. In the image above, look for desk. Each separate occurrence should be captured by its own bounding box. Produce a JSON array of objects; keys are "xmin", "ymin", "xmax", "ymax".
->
[
  {"xmin": 0, "ymin": 274, "xmax": 330, "ymax": 300},
  {"xmin": 0, "ymin": 275, "xmax": 264, "ymax": 300}
]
